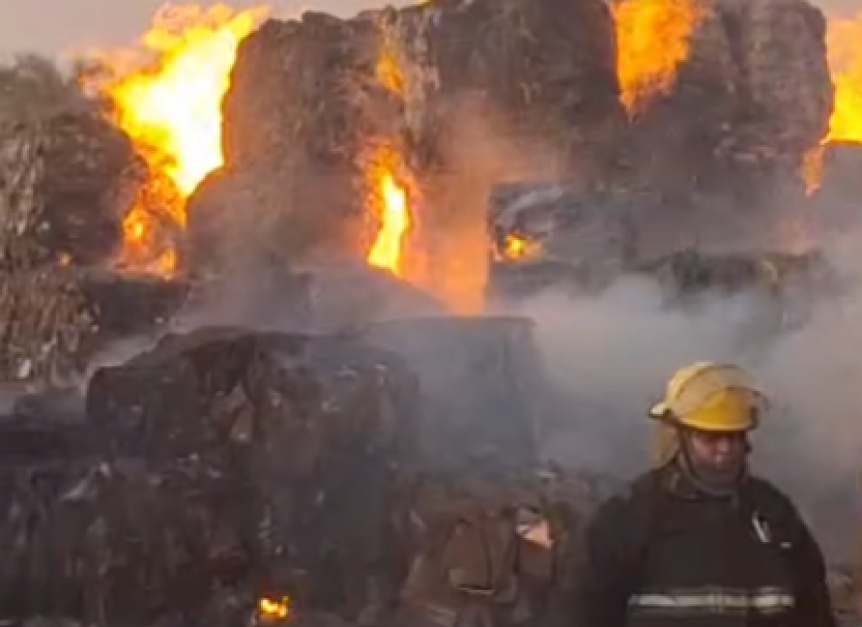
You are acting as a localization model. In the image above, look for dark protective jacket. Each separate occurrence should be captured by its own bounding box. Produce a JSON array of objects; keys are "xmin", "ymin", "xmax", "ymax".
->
[{"xmin": 569, "ymin": 463, "xmax": 835, "ymax": 627}]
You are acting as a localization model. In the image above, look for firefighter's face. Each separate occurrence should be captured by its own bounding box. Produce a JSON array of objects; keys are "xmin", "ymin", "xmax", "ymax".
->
[{"xmin": 686, "ymin": 429, "xmax": 749, "ymax": 474}]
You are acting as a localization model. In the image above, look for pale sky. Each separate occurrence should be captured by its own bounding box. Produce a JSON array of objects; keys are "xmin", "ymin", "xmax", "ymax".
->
[
  {"xmin": 0, "ymin": 0, "xmax": 855, "ymax": 58},
  {"xmin": 0, "ymin": 0, "xmax": 409, "ymax": 57}
]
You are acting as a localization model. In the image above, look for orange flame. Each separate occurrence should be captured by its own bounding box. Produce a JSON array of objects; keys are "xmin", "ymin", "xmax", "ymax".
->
[
  {"xmin": 825, "ymin": 13, "xmax": 862, "ymax": 143},
  {"xmin": 89, "ymin": 3, "xmax": 267, "ymax": 274},
  {"xmin": 365, "ymin": 144, "xmax": 412, "ymax": 274},
  {"xmin": 257, "ymin": 596, "xmax": 290, "ymax": 621},
  {"xmin": 801, "ymin": 12, "xmax": 862, "ymax": 194},
  {"xmin": 368, "ymin": 171, "xmax": 410, "ymax": 271},
  {"xmin": 366, "ymin": 26, "xmax": 412, "ymax": 276},
  {"xmin": 612, "ymin": 0, "xmax": 702, "ymax": 113}
]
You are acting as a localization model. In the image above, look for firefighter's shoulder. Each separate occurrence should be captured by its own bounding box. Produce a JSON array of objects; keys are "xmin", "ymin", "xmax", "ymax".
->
[{"xmin": 588, "ymin": 469, "xmax": 663, "ymax": 526}]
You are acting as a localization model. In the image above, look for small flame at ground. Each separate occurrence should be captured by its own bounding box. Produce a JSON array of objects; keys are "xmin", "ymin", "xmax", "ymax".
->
[
  {"xmin": 258, "ymin": 596, "xmax": 290, "ymax": 620},
  {"xmin": 505, "ymin": 234, "xmax": 529, "ymax": 259},
  {"xmin": 612, "ymin": 0, "xmax": 702, "ymax": 113},
  {"xmin": 89, "ymin": 3, "xmax": 267, "ymax": 274}
]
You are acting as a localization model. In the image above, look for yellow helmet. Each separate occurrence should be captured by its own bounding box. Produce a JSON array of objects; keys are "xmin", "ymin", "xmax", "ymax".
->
[{"xmin": 649, "ymin": 362, "xmax": 769, "ymax": 432}]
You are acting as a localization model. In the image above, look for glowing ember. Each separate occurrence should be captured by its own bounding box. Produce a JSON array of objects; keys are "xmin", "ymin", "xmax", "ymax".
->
[
  {"xmin": 89, "ymin": 3, "xmax": 267, "ymax": 274},
  {"xmin": 258, "ymin": 596, "xmax": 290, "ymax": 620},
  {"xmin": 376, "ymin": 36, "xmax": 405, "ymax": 94},
  {"xmin": 504, "ymin": 234, "xmax": 529, "ymax": 259},
  {"xmin": 801, "ymin": 144, "xmax": 825, "ymax": 195},
  {"xmin": 612, "ymin": 0, "xmax": 702, "ymax": 113},
  {"xmin": 825, "ymin": 13, "xmax": 862, "ymax": 143}
]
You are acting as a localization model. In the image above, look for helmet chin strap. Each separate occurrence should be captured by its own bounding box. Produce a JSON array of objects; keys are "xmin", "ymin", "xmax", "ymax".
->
[{"xmin": 677, "ymin": 431, "xmax": 748, "ymax": 497}]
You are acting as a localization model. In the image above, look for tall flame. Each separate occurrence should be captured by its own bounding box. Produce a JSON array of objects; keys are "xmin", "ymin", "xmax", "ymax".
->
[
  {"xmin": 825, "ymin": 13, "xmax": 862, "ymax": 143},
  {"xmin": 366, "ymin": 28, "xmax": 412, "ymax": 276},
  {"xmin": 368, "ymin": 171, "xmax": 410, "ymax": 271},
  {"xmin": 801, "ymin": 12, "xmax": 862, "ymax": 194},
  {"xmin": 612, "ymin": 0, "xmax": 702, "ymax": 113},
  {"xmin": 90, "ymin": 3, "xmax": 267, "ymax": 274},
  {"xmin": 365, "ymin": 143, "xmax": 412, "ymax": 274}
]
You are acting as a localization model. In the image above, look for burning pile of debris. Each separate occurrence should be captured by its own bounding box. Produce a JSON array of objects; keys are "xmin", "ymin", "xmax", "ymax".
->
[
  {"xmin": 0, "ymin": 318, "xmax": 604, "ymax": 627},
  {"xmin": 0, "ymin": 0, "xmax": 858, "ymax": 624}
]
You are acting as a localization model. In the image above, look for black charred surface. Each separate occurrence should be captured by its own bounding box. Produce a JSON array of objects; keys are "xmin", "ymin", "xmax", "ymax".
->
[
  {"xmin": 0, "ymin": 56, "xmax": 142, "ymax": 270},
  {"xmin": 84, "ymin": 327, "xmax": 421, "ymax": 624},
  {"xmin": 0, "ymin": 268, "xmax": 189, "ymax": 387}
]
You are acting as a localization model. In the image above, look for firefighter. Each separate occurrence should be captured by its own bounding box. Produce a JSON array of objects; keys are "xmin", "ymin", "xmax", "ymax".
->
[{"xmin": 569, "ymin": 362, "xmax": 836, "ymax": 627}]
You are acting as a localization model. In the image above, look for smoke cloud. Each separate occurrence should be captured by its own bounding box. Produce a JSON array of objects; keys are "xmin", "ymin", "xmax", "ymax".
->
[{"xmin": 494, "ymin": 228, "xmax": 862, "ymax": 560}]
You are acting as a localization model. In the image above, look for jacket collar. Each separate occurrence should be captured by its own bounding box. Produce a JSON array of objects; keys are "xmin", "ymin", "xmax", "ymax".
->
[{"xmin": 659, "ymin": 459, "xmax": 748, "ymax": 501}]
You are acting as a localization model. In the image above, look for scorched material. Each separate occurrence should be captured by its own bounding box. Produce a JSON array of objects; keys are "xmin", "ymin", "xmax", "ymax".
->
[
  {"xmin": 0, "ymin": 268, "xmax": 188, "ymax": 387},
  {"xmin": 486, "ymin": 182, "xmax": 640, "ymax": 302},
  {"xmin": 0, "ymin": 58, "xmax": 140, "ymax": 270},
  {"xmin": 189, "ymin": 13, "xmax": 391, "ymax": 273},
  {"xmin": 625, "ymin": 0, "xmax": 832, "ymax": 206},
  {"xmin": 86, "ymin": 327, "xmax": 422, "ymax": 620},
  {"xmin": 189, "ymin": 0, "xmax": 624, "ymax": 273}
]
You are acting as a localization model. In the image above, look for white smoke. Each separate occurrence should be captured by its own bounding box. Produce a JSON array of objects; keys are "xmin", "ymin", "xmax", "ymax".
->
[{"xmin": 497, "ymin": 229, "xmax": 862, "ymax": 559}]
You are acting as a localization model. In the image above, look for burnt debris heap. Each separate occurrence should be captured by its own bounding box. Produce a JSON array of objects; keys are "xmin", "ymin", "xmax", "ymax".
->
[{"xmin": 0, "ymin": 0, "xmax": 856, "ymax": 624}]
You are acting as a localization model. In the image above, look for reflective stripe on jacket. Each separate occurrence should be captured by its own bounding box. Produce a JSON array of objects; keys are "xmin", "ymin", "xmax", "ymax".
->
[
  {"xmin": 628, "ymin": 586, "xmax": 795, "ymax": 616},
  {"xmin": 568, "ymin": 464, "xmax": 836, "ymax": 627}
]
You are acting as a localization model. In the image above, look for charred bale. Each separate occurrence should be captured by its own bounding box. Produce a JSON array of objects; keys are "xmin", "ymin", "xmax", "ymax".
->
[
  {"xmin": 78, "ymin": 458, "xmax": 253, "ymax": 627},
  {"xmin": 188, "ymin": 13, "xmax": 391, "ymax": 274},
  {"xmin": 189, "ymin": 0, "xmax": 623, "ymax": 278},
  {"xmin": 0, "ymin": 268, "xmax": 188, "ymax": 387},
  {"xmin": 86, "ymin": 327, "xmax": 422, "ymax": 621},
  {"xmin": 485, "ymin": 182, "xmax": 641, "ymax": 303},
  {"xmin": 362, "ymin": 316, "xmax": 544, "ymax": 475},
  {"xmin": 0, "ymin": 398, "xmax": 96, "ymax": 622},
  {"xmin": 0, "ymin": 57, "xmax": 140, "ymax": 270},
  {"xmin": 0, "ymin": 393, "xmax": 251, "ymax": 627},
  {"xmin": 375, "ymin": 0, "xmax": 623, "ymax": 171},
  {"xmin": 623, "ymin": 0, "xmax": 832, "ymax": 217}
]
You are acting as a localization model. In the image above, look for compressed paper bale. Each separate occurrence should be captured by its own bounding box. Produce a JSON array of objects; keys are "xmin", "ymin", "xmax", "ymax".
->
[
  {"xmin": 625, "ymin": 0, "xmax": 832, "ymax": 200},
  {"xmin": 0, "ymin": 268, "xmax": 188, "ymax": 387},
  {"xmin": 485, "ymin": 182, "xmax": 640, "ymax": 302},
  {"xmin": 192, "ymin": 0, "xmax": 623, "ymax": 276},
  {"xmin": 0, "ymin": 402, "xmax": 252, "ymax": 626},
  {"xmin": 0, "ymin": 57, "xmax": 141, "ymax": 270},
  {"xmin": 376, "ymin": 0, "xmax": 623, "ymax": 169},
  {"xmin": 78, "ymin": 458, "xmax": 253, "ymax": 626},
  {"xmin": 0, "ymin": 402, "xmax": 97, "ymax": 622},
  {"xmin": 86, "ymin": 327, "xmax": 423, "ymax": 620}
]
